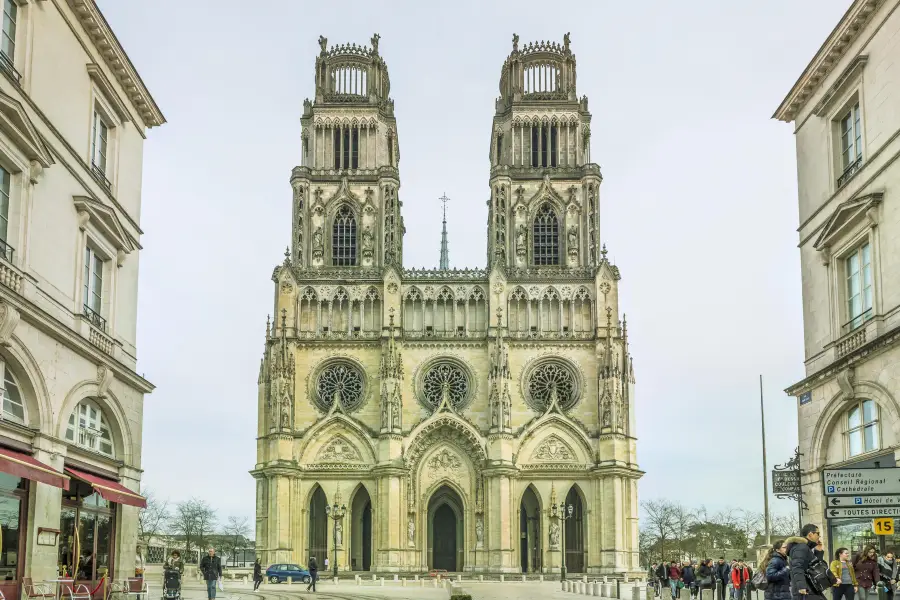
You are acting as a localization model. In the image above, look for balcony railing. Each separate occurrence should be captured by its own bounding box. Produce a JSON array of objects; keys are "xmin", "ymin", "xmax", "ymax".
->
[
  {"xmin": 0, "ymin": 238, "xmax": 14, "ymax": 264},
  {"xmin": 90, "ymin": 162, "xmax": 112, "ymax": 190},
  {"xmin": 296, "ymin": 329, "xmax": 379, "ymax": 340},
  {"xmin": 0, "ymin": 51, "xmax": 21, "ymax": 84},
  {"xmin": 403, "ymin": 328, "xmax": 487, "ymax": 340},
  {"xmin": 838, "ymin": 156, "xmax": 863, "ymax": 188},
  {"xmin": 509, "ymin": 328, "xmax": 594, "ymax": 340},
  {"xmin": 842, "ymin": 308, "xmax": 873, "ymax": 335},
  {"xmin": 82, "ymin": 304, "xmax": 107, "ymax": 332}
]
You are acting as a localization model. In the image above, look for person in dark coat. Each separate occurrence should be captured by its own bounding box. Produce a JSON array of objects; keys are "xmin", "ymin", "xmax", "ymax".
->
[
  {"xmin": 199, "ymin": 548, "xmax": 222, "ymax": 600},
  {"xmin": 252, "ymin": 560, "xmax": 262, "ymax": 591},
  {"xmin": 306, "ymin": 557, "xmax": 318, "ymax": 592},
  {"xmin": 684, "ymin": 562, "xmax": 697, "ymax": 599},
  {"xmin": 698, "ymin": 560, "xmax": 715, "ymax": 599},
  {"xmin": 787, "ymin": 524, "xmax": 825, "ymax": 600},
  {"xmin": 764, "ymin": 541, "xmax": 791, "ymax": 600},
  {"xmin": 716, "ymin": 558, "xmax": 732, "ymax": 600},
  {"xmin": 658, "ymin": 562, "xmax": 671, "ymax": 597},
  {"xmin": 854, "ymin": 545, "xmax": 879, "ymax": 600}
]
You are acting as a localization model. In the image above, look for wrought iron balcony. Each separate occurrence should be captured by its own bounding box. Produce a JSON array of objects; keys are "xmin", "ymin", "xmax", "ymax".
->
[
  {"xmin": 82, "ymin": 304, "xmax": 107, "ymax": 332},
  {"xmin": 842, "ymin": 308, "xmax": 873, "ymax": 335},
  {"xmin": 0, "ymin": 238, "xmax": 14, "ymax": 264},
  {"xmin": 90, "ymin": 162, "xmax": 112, "ymax": 190},
  {"xmin": 0, "ymin": 52, "xmax": 21, "ymax": 84},
  {"xmin": 838, "ymin": 156, "xmax": 862, "ymax": 188}
]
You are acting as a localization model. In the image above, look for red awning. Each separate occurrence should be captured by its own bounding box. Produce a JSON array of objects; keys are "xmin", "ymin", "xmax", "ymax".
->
[
  {"xmin": 65, "ymin": 467, "xmax": 146, "ymax": 508},
  {"xmin": 0, "ymin": 446, "xmax": 67, "ymax": 488}
]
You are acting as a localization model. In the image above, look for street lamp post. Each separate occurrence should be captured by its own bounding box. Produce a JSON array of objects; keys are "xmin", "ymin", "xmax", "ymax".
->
[
  {"xmin": 324, "ymin": 496, "xmax": 346, "ymax": 579},
  {"xmin": 557, "ymin": 502, "xmax": 574, "ymax": 581}
]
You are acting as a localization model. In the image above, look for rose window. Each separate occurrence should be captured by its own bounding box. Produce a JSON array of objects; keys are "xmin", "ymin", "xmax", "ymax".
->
[
  {"xmin": 315, "ymin": 362, "xmax": 364, "ymax": 412},
  {"xmin": 527, "ymin": 361, "xmax": 577, "ymax": 411},
  {"xmin": 421, "ymin": 362, "xmax": 470, "ymax": 410}
]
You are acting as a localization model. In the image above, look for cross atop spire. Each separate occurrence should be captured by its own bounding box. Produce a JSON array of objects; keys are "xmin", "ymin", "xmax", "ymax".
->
[{"xmin": 439, "ymin": 192, "xmax": 450, "ymax": 270}]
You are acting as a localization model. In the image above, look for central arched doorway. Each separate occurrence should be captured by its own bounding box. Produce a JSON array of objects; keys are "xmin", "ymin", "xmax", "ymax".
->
[
  {"xmin": 307, "ymin": 485, "xmax": 328, "ymax": 566},
  {"xmin": 350, "ymin": 486, "xmax": 372, "ymax": 571},
  {"xmin": 565, "ymin": 486, "xmax": 585, "ymax": 573},
  {"xmin": 520, "ymin": 485, "xmax": 542, "ymax": 572},
  {"xmin": 427, "ymin": 484, "xmax": 464, "ymax": 572}
]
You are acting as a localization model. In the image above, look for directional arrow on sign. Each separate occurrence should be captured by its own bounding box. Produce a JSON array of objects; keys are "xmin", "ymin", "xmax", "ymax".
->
[
  {"xmin": 827, "ymin": 506, "xmax": 900, "ymax": 519},
  {"xmin": 828, "ymin": 496, "xmax": 900, "ymax": 507}
]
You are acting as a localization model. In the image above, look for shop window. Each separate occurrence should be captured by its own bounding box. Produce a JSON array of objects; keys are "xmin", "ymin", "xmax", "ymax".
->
[
  {"xmin": 0, "ymin": 473, "xmax": 26, "ymax": 600},
  {"xmin": 64, "ymin": 400, "xmax": 114, "ymax": 457},
  {"xmin": 59, "ymin": 479, "xmax": 113, "ymax": 580},
  {"xmin": 847, "ymin": 399, "xmax": 879, "ymax": 457}
]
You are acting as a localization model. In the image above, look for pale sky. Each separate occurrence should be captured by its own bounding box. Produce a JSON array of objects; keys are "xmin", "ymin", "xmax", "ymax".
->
[{"xmin": 96, "ymin": 0, "xmax": 853, "ymax": 529}]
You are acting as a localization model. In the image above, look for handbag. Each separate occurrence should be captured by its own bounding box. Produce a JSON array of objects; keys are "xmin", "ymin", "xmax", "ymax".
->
[
  {"xmin": 699, "ymin": 577, "xmax": 713, "ymax": 587},
  {"xmin": 751, "ymin": 569, "xmax": 768, "ymax": 591},
  {"xmin": 805, "ymin": 557, "xmax": 837, "ymax": 595}
]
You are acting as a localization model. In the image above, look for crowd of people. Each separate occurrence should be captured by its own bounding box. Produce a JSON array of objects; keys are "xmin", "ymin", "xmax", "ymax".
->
[{"xmin": 649, "ymin": 524, "xmax": 900, "ymax": 600}]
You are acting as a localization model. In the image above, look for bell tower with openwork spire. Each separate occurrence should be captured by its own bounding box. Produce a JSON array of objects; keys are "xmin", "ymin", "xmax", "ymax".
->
[{"xmin": 487, "ymin": 33, "xmax": 602, "ymax": 272}]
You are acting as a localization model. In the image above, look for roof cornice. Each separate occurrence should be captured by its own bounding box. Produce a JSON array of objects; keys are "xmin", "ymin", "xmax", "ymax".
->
[
  {"xmin": 773, "ymin": 0, "xmax": 882, "ymax": 123},
  {"xmin": 65, "ymin": 0, "xmax": 166, "ymax": 129}
]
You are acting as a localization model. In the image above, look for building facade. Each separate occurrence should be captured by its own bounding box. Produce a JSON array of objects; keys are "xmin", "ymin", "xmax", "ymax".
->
[
  {"xmin": 0, "ymin": 0, "xmax": 162, "ymax": 596},
  {"xmin": 777, "ymin": 0, "xmax": 900, "ymax": 554},
  {"xmin": 253, "ymin": 34, "xmax": 641, "ymax": 576}
]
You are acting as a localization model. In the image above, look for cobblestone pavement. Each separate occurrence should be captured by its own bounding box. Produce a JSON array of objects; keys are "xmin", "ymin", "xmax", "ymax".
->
[{"xmin": 175, "ymin": 579, "xmax": 450, "ymax": 600}]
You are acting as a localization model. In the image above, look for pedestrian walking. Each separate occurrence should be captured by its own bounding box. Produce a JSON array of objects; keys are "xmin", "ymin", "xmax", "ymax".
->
[
  {"xmin": 854, "ymin": 546, "xmax": 879, "ymax": 600},
  {"xmin": 716, "ymin": 558, "xmax": 732, "ymax": 600},
  {"xmin": 698, "ymin": 559, "xmax": 715, "ymax": 600},
  {"xmin": 731, "ymin": 560, "xmax": 751, "ymax": 600},
  {"xmin": 658, "ymin": 562, "xmax": 671, "ymax": 598},
  {"xmin": 830, "ymin": 547, "xmax": 858, "ymax": 600},
  {"xmin": 878, "ymin": 550, "xmax": 897, "ymax": 597},
  {"xmin": 763, "ymin": 541, "xmax": 791, "ymax": 600},
  {"xmin": 253, "ymin": 559, "xmax": 263, "ymax": 591},
  {"xmin": 307, "ymin": 557, "xmax": 318, "ymax": 592},
  {"xmin": 670, "ymin": 561, "xmax": 684, "ymax": 600},
  {"xmin": 684, "ymin": 561, "xmax": 697, "ymax": 599},
  {"xmin": 199, "ymin": 547, "xmax": 222, "ymax": 600},
  {"xmin": 787, "ymin": 524, "xmax": 827, "ymax": 600}
]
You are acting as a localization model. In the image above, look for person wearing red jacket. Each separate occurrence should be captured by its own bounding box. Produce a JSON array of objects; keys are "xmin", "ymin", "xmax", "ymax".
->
[
  {"xmin": 731, "ymin": 560, "xmax": 751, "ymax": 600},
  {"xmin": 668, "ymin": 561, "xmax": 683, "ymax": 599}
]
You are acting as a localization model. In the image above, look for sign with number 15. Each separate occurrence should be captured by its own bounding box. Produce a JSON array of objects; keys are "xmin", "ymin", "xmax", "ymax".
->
[{"xmin": 874, "ymin": 518, "xmax": 894, "ymax": 535}]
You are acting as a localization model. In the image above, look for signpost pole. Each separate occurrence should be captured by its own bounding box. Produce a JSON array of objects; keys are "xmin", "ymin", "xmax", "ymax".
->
[{"xmin": 759, "ymin": 375, "xmax": 771, "ymax": 546}]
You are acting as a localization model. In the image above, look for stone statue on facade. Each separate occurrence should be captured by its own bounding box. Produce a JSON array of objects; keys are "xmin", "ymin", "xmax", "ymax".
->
[
  {"xmin": 335, "ymin": 520, "xmax": 343, "ymax": 547},
  {"xmin": 312, "ymin": 227, "xmax": 324, "ymax": 259},
  {"xmin": 362, "ymin": 226, "xmax": 374, "ymax": 257},
  {"xmin": 563, "ymin": 32, "xmax": 571, "ymax": 53},
  {"xmin": 568, "ymin": 225, "xmax": 578, "ymax": 255},
  {"xmin": 475, "ymin": 515, "xmax": 484, "ymax": 545},
  {"xmin": 392, "ymin": 401, "xmax": 400, "ymax": 429},
  {"xmin": 371, "ymin": 33, "xmax": 380, "ymax": 55},
  {"xmin": 515, "ymin": 224, "xmax": 527, "ymax": 257},
  {"xmin": 408, "ymin": 516, "xmax": 415, "ymax": 545},
  {"xmin": 318, "ymin": 36, "xmax": 328, "ymax": 54},
  {"xmin": 512, "ymin": 33, "xmax": 519, "ymax": 52},
  {"xmin": 549, "ymin": 521, "xmax": 560, "ymax": 547}
]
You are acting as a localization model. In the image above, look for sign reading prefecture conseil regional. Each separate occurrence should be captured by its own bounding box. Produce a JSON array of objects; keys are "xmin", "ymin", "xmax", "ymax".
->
[{"xmin": 823, "ymin": 468, "xmax": 900, "ymax": 496}]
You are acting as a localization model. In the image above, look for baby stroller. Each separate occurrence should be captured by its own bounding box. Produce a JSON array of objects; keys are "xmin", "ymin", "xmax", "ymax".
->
[{"xmin": 162, "ymin": 567, "xmax": 181, "ymax": 600}]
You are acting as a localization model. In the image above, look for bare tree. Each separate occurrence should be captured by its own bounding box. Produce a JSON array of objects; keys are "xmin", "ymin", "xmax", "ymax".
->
[
  {"xmin": 642, "ymin": 499, "xmax": 677, "ymax": 563},
  {"xmin": 196, "ymin": 501, "xmax": 218, "ymax": 552},
  {"xmin": 221, "ymin": 516, "xmax": 251, "ymax": 564},
  {"xmin": 138, "ymin": 489, "xmax": 169, "ymax": 543},
  {"xmin": 670, "ymin": 503, "xmax": 696, "ymax": 559},
  {"xmin": 170, "ymin": 498, "xmax": 217, "ymax": 557}
]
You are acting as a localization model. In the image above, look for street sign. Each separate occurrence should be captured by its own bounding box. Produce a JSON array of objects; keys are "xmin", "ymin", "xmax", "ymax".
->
[
  {"xmin": 827, "ymin": 506, "xmax": 900, "ymax": 519},
  {"xmin": 773, "ymin": 470, "xmax": 800, "ymax": 495},
  {"xmin": 823, "ymin": 468, "xmax": 900, "ymax": 496},
  {"xmin": 874, "ymin": 518, "xmax": 895, "ymax": 535},
  {"xmin": 827, "ymin": 496, "xmax": 900, "ymax": 507},
  {"xmin": 799, "ymin": 392, "xmax": 812, "ymax": 405}
]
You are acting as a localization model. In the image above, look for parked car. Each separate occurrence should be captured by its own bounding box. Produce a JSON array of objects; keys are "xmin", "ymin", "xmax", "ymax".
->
[{"xmin": 265, "ymin": 563, "xmax": 313, "ymax": 584}]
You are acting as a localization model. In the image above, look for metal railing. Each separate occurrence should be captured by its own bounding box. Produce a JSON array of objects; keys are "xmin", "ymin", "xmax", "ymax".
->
[
  {"xmin": 0, "ymin": 51, "xmax": 21, "ymax": 83},
  {"xmin": 842, "ymin": 308, "xmax": 873, "ymax": 334},
  {"xmin": 82, "ymin": 304, "xmax": 107, "ymax": 332},
  {"xmin": 0, "ymin": 238, "xmax": 14, "ymax": 264},
  {"xmin": 91, "ymin": 162, "xmax": 112, "ymax": 190},
  {"xmin": 838, "ymin": 156, "xmax": 862, "ymax": 188}
]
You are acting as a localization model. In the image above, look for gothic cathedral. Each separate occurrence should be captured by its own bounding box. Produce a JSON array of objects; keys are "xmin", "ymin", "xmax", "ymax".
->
[{"xmin": 253, "ymin": 33, "xmax": 642, "ymax": 576}]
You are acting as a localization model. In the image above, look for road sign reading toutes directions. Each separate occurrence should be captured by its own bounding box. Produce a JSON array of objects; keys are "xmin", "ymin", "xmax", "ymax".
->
[
  {"xmin": 823, "ymin": 468, "xmax": 900, "ymax": 496},
  {"xmin": 827, "ymin": 506, "xmax": 900, "ymax": 519},
  {"xmin": 828, "ymin": 496, "xmax": 900, "ymax": 507}
]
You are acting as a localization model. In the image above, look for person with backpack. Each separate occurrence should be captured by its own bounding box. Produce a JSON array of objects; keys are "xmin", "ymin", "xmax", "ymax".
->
[
  {"xmin": 854, "ymin": 546, "xmax": 879, "ymax": 600},
  {"xmin": 830, "ymin": 547, "xmax": 858, "ymax": 600},
  {"xmin": 878, "ymin": 550, "xmax": 898, "ymax": 596},
  {"xmin": 787, "ymin": 524, "xmax": 828, "ymax": 600},
  {"xmin": 762, "ymin": 541, "xmax": 791, "ymax": 600}
]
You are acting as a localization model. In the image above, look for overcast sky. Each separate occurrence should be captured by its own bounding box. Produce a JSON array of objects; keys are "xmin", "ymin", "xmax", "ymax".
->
[{"xmin": 96, "ymin": 0, "xmax": 852, "ymax": 529}]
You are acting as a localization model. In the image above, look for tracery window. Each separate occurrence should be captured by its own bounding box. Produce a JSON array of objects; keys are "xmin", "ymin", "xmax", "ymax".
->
[
  {"xmin": 315, "ymin": 361, "xmax": 364, "ymax": 412},
  {"xmin": 0, "ymin": 361, "xmax": 24, "ymax": 423},
  {"xmin": 332, "ymin": 205, "xmax": 357, "ymax": 266},
  {"xmin": 421, "ymin": 361, "xmax": 470, "ymax": 411},
  {"xmin": 533, "ymin": 204, "xmax": 560, "ymax": 266},
  {"xmin": 525, "ymin": 360, "xmax": 578, "ymax": 412},
  {"xmin": 64, "ymin": 400, "xmax": 114, "ymax": 457}
]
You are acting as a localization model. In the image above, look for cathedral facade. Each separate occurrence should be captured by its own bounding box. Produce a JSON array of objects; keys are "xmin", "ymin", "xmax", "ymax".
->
[{"xmin": 252, "ymin": 33, "xmax": 642, "ymax": 576}]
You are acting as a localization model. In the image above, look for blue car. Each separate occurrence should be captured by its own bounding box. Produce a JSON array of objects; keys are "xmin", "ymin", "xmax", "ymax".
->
[{"xmin": 265, "ymin": 563, "xmax": 313, "ymax": 584}]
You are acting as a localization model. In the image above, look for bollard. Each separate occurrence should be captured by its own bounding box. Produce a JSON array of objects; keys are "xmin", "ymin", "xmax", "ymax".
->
[
  {"xmin": 420, "ymin": 579, "xmax": 425, "ymax": 587},
  {"xmin": 500, "ymin": 574, "xmax": 505, "ymax": 583},
  {"xmin": 479, "ymin": 575, "xmax": 484, "ymax": 582},
  {"xmin": 540, "ymin": 574, "xmax": 545, "ymax": 582},
  {"xmin": 286, "ymin": 576, "xmax": 292, "ymax": 585},
  {"xmin": 415, "ymin": 575, "xmax": 419, "ymax": 581},
  {"xmin": 432, "ymin": 579, "xmax": 438, "ymax": 588},
  {"xmin": 633, "ymin": 584, "xmax": 647, "ymax": 600},
  {"xmin": 522, "ymin": 575, "xmax": 527, "ymax": 582},
  {"xmin": 680, "ymin": 586, "xmax": 691, "ymax": 600},
  {"xmin": 595, "ymin": 581, "xmax": 602, "ymax": 597},
  {"xmin": 356, "ymin": 577, "xmax": 361, "ymax": 586},
  {"xmin": 561, "ymin": 580, "xmax": 567, "ymax": 592},
  {"xmin": 402, "ymin": 578, "xmax": 407, "ymax": 587},
  {"xmin": 378, "ymin": 577, "xmax": 383, "ymax": 586},
  {"xmin": 372, "ymin": 574, "xmax": 377, "ymax": 581}
]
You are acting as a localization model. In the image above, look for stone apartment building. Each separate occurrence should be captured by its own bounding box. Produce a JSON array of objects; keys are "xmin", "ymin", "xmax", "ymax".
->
[
  {"xmin": 776, "ymin": 0, "xmax": 900, "ymax": 553},
  {"xmin": 0, "ymin": 0, "xmax": 163, "ymax": 596},
  {"xmin": 253, "ymin": 33, "xmax": 642, "ymax": 576}
]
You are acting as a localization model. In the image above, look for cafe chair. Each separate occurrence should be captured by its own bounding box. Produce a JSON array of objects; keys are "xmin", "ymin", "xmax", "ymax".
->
[
  {"xmin": 22, "ymin": 579, "xmax": 54, "ymax": 600},
  {"xmin": 58, "ymin": 579, "xmax": 91, "ymax": 600}
]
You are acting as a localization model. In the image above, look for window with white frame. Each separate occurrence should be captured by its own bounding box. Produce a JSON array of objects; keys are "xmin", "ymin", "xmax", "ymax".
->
[
  {"xmin": 64, "ymin": 400, "xmax": 114, "ymax": 457},
  {"xmin": 837, "ymin": 102, "xmax": 862, "ymax": 186},
  {"xmin": 0, "ymin": 0, "xmax": 16, "ymax": 63},
  {"xmin": 847, "ymin": 399, "xmax": 879, "ymax": 457},
  {"xmin": 0, "ymin": 165, "xmax": 9, "ymax": 245},
  {"xmin": 83, "ymin": 246, "xmax": 103, "ymax": 316},
  {"xmin": 91, "ymin": 110, "xmax": 109, "ymax": 174},
  {"xmin": 845, "ymin": 241, "xmax": 873, "ymax": 331},
  {"xmin": 0, "ymin": 361, "xmax": 25, "ymax": 424}
]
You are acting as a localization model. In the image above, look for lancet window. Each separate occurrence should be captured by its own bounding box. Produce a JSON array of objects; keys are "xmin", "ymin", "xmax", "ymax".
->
[
  {"xmin": 298, "ymin": 286, "xmax": 381, "ymax": 338},
  {"xmin": 533, "ymin": 204, "xmax": 560, "ymax": 266},
  {"xmin": 507, "ymin": 286, "xmax": 594, "ymax": 339},
  {"xmin": 402, "ymin": 286, "xmax": 487, "ymax": 338},
  {"xmin": 332, "ymin": 205, "xmax": 357, "ymax": 266},
  {"xmin": 332, "ymin": 126, "xmax": 360, "ymax": 170},
  {"xmin": 530, "ymin": 125, "xmax": 559, "ymax": 168}
]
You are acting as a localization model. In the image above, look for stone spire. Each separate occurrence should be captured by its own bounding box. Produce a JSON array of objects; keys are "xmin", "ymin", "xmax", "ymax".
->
[
  {"xmin": 439, "ymin": 192, "xmax": 450, "ymax": 270},
  {"xmin": 264, "ymin": 309, "xmax": 295, "ymax": 432}
]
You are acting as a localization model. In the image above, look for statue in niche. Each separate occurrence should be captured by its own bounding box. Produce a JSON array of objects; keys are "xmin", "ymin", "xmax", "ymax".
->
[
  {"xmin": 335, "ymin": 520, "xmax": 343, "ymax": 547},
  {"xmin": 408, "ymin": 515, "xmax": 415, "ymax": 544},
  {"xmin": 567, "ymin": 225, "xmax": 578, "ymax": 254},
  {"xmin": 280, "ymin": 403, "xmax": 291, "ymax": 430},
  {"xmin": 491, "ymin": 392, "xmax": 500, "ymax": 427},
  {"xmin": 549, "ymin": 521, "xmax": 560, "ymax": 547},
  {"xmin": 362, "ymin": 226, "xmax": 374, "ymax": 257},
  {"xmin": 391, "ymin": 401, "xmax": 400, "ymax": 429},
  {"xmin": 475, "ymin": 516, "xmax": 484, "ymax": 545},
  {"xmin": 602, "ymin": 403, "xmax": 612, "ymax": 428},
  {"xmin": 515, "ymin": 224, "xmax": 527, "ymax": 257},
  {"xmin": 318, "ymin": 36, "xmax": 328, "ymax": 54},
  {"xmin": 312, "ymin": 227, "xmax": 324, "ymax": 258}
]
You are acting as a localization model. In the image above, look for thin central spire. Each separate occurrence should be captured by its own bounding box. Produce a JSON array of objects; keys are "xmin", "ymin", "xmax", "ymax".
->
[{"xmin": 439, "ymin": 192, "xmax": 450, "ymax": 270}]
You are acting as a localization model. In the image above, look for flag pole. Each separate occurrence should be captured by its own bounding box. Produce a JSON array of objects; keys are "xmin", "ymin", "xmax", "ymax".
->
[{"xmin": 761, "ymin": 374, "xmax": 771, "ymax": 546}]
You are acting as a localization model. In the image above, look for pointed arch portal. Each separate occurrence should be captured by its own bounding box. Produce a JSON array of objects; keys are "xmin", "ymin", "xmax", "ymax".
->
[
  {"xmin": 427, "ymin": 484, "xmax": 464, "ymax": 572},
  {"xmin": 350, "ymin": 486, "xmax": 372, "ymax": 571},
  {"xmin": 565, "ymin": 486, "xmax": 586, "ymax": 573},
  {"xmin": 307, "ymin": 486, "xmax": 328, "ymax": 564},
  {"xmin": 520, "ymin": 485, "xmax": 542, "ymax": 572}
]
